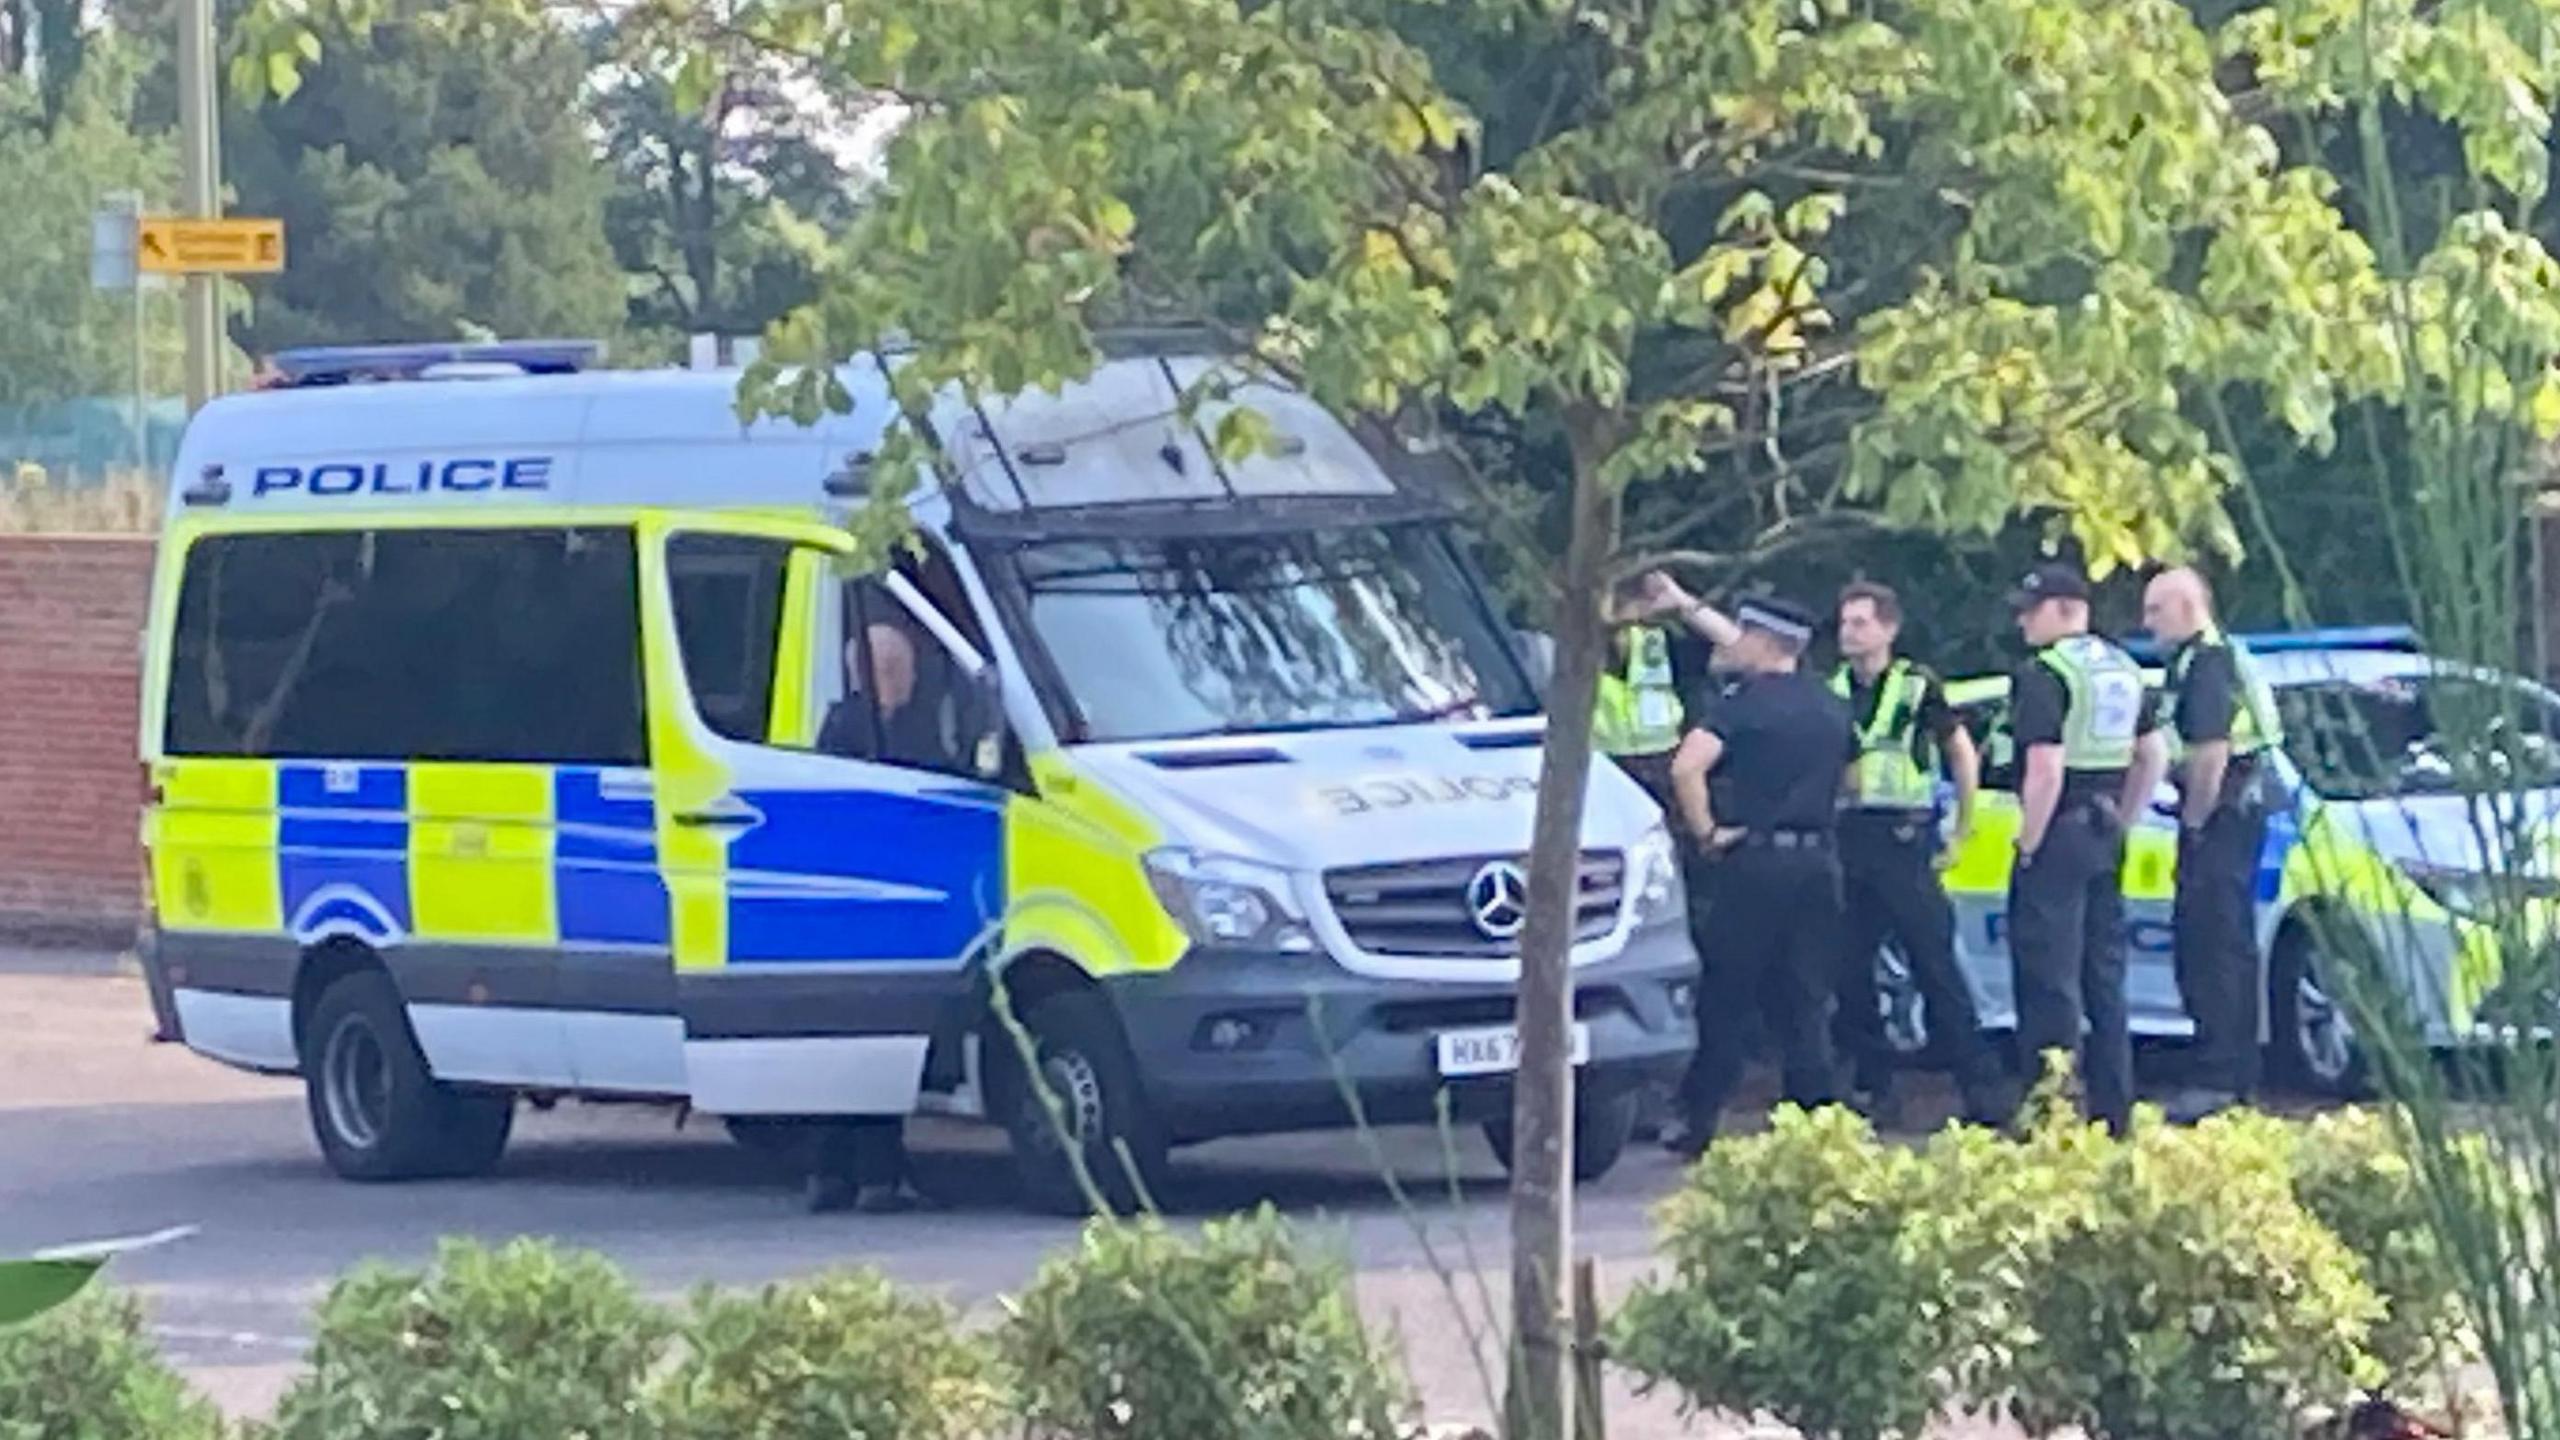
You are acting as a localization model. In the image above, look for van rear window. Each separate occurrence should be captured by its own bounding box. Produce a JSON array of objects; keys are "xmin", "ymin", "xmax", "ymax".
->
[{"xmin": 162, "ymin": 528, "xmax": 647, "ymax": 764}]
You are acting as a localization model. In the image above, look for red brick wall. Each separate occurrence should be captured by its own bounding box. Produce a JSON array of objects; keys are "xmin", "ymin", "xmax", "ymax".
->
[{"xmin": 0, "ymin": 536, "xmax": 153, "ymax": 945}]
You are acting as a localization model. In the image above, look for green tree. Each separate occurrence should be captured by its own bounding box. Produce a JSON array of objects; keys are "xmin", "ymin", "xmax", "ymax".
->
[
  {"xmin": 583, "ymin": 2, "xmax": 873, "ymax": 361},
  {"xmin": 0, "ymin": 42, "xmax": 211, "ymax": 435},
  {"xmin": 701, "ymin": 1, "xmax": 2555, "ymax": 1427},
  {"xmin": 224, "ymin": 0, "xmax": 624, "ymax": 357}
]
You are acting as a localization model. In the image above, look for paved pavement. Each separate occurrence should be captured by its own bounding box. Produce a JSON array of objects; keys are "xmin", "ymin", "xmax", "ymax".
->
[{"xmin": 5, "ymin": 966, "xmax": 1786, "ymax": 1434}]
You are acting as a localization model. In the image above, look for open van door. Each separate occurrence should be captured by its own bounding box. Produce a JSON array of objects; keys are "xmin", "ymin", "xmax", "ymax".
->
[{"xmin": 635, "ymin": 513, "xmax": 1011, "ymax": 1118}]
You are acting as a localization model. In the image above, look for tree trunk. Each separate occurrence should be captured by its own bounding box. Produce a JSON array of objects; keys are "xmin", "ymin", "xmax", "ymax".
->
[{"xmin": 1505, "ymin": 414, "xmax": 1619, "ymax": 1440}]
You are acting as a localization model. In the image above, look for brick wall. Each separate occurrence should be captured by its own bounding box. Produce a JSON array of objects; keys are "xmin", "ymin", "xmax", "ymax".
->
[{"xmin": 0, "ymin": 535, "xmax": 153, "ymax": 946}]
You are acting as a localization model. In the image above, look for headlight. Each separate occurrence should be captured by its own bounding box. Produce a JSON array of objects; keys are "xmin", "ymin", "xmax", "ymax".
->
[
  {"xmin": 1144, "ymin": 849, "xmax": 1317, "ymax": 953},
  {"xmin": 1629, "ymin": 825, "xmax": 1683, "ymax": 929},
  {"xmin": 2397, "ymin": 860, "xmax": 2560, "ymax": 919}
]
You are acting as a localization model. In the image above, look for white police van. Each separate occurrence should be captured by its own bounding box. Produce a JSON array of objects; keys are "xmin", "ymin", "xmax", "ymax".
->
[{"xmin": 136, "ymin": 340, "xmax": 1696, "ymax": 1210}]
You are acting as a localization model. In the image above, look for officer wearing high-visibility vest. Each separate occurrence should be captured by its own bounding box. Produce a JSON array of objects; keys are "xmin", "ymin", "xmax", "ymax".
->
[
  {"xmin": 2142, "ymin": 567, "xmax": 2285, "ymax": 1122},
  {"xmin": 1594, "ymin": 576, "xmax": 1687, "ymax": 812},
  {"xmin": 2004, "ymin": 564, "xmax": 2167, "ymax": 1135},
  {"xmin": 1828, "ymin": 581, "xmax": 2005, "ymax": 1127}
]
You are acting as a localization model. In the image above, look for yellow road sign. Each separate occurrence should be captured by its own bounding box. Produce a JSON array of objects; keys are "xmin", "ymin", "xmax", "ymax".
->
[{"xmin": 138, "ymin": 217, "xmax": 285, "ymax": 275}]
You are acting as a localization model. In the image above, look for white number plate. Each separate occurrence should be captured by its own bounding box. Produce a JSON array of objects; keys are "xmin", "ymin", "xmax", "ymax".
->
[{"xmin": 1435, "ymin": 1023, "xmax": 1591, "ymax": 1078}]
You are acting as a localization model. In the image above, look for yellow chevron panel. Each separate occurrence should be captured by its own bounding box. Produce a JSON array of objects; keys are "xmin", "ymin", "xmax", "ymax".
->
[
  {"xmin": 1004, "ymin": 752, "xmax": 1186, "ymax": 977},
  {"xmin": 147, "ymin": 759, "xmax": 283, "ymax": 932},
  {"xmin": 409, "ymin": 764, "xmax": 557, "ymax": 944}
]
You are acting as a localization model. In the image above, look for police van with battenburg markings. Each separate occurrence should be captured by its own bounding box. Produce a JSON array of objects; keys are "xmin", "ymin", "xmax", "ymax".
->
[
  {"xmin": 136, "ymin": 340, "xmax": 1695, "ymax": 1211},
  {"xmin": 1889, "ymin": 629, "xmax": 2560, "ymax": 1094}
]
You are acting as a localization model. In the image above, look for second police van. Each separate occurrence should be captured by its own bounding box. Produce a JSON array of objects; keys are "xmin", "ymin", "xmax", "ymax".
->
[{"xmin": 135, "ymin": 340, "xmax": 1696, "ymax": 1211}]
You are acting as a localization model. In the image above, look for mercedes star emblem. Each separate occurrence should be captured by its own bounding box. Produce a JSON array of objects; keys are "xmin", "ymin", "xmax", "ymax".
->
[{"xmin": 1466, "ymin": 860, "xmax": 1530, "ymax": 942}]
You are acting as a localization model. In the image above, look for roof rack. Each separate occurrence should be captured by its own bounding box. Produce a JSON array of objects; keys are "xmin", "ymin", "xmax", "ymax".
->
[
  {"xmin": 2122, "ymin": 625, "xmax": 2421, "ymax": 663},
  {"xmin": 267, "ymin": 340, "xmax": 606, "ymax": 388}
]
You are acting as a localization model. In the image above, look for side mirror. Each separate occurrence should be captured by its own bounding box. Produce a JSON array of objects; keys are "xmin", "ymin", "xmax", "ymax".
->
[{"xmin": 1515, "ymin": 630, "xmax": 1556, "ymax": 696}]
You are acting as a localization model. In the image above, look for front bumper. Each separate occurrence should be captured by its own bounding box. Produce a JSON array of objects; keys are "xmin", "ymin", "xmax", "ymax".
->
[{"xmin": 1104, "ymin": 922, "xmax": 1698, "ymax": 1142}]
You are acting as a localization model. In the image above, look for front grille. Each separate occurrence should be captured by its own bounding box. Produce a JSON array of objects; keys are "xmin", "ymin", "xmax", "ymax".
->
[{"xmin": 1324, "ymin": 851, "xmax": 1623, "ymax": 959}]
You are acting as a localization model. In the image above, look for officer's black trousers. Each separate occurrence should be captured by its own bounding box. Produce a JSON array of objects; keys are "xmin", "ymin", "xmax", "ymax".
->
[
  {"xmin": 1682, "ymin": 843, "xmax": 1842, "ymax": 1138},
  {"xmin": 2174, "ymin": 798, "xmax": 2268, "ymax": 1096},
  {"xmin": 1835, "ymin": 813, "xmax": 2001, "ymax": 1110},
  {"xmin": 2007, "ymin": 800, "xmax": 2133, "ymax": 1133}
]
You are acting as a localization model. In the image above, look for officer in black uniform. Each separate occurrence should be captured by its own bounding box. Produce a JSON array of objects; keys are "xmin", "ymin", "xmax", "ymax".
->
[
  {"xmin": 2143, "ymin": 566, "xmax": 2284, "ymax": 1122},
  {"xmin": 1663, "ymin": 595, "xmax": 1854, "ymax": 1155},
  {"xmin": 2003, "ymin": 564, "xmax": 2167, "ymax": 1134},
  {"xmin": 1829, "ymin": 581, "xmax": 2006, "ymax": 1128}
]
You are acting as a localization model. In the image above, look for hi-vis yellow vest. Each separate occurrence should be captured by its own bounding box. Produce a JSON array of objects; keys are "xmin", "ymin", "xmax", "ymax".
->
[
  {"xmin": 1594, "ymin": 626, "xmax": 1681, "ymax": 757},
  {"xmin": 2167, "ymin": 624, "xmax": 2282, "ymax": 760},
  {"xmin": 1830, "ymin": 659, "xmax": 1938, "ymax": 810}
]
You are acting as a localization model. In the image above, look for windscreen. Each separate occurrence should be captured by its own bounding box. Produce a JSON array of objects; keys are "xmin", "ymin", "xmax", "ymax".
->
[
  {"xmin": 2277, "ymin": 670, "xmax": 2560, "ymax": 799},
  {"xmin": 1009, "ymin": 524, "xmax": 1535, "ymax": 743}
]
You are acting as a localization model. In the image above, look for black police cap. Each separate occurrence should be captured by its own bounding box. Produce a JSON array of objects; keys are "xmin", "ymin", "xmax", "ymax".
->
[{"xmin": 2008, "ymin": 562, "xmax": 2091, "ymax": 612}]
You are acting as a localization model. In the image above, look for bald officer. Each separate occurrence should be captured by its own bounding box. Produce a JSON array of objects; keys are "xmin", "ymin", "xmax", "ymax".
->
[{"xmin": 2143, "ymin": 567, "xmax": 2285, "ymax": 1122}]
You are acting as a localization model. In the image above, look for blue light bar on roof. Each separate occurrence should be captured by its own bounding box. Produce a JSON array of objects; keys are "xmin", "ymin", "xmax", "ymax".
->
[
  {"xmin": 269, "ymin": 340, "xmax": 605, "ymax": 387},
  {"xmin": 2123, "ymin": 625, "xmax": 2421, "ymax": 663}
]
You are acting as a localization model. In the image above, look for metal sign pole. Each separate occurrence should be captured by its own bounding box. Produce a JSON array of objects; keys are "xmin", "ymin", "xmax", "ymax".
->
[{"xmin": 176, "ymin": 0, "xmax": 223, "ymax": 413}]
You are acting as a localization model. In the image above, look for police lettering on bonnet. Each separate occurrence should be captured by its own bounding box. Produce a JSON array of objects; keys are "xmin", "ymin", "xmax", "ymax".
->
[
  {"xmin": 2142, "ymin": 567, "xmax": 2285, "ymax": 1125},
  {"xmin": 1664, "ymin": 594, "xmax": 1854, "ymax": 1156},
  {"xmin": 2003, "ymin": 564, "xmax": 2168, "ymax": 1135},
  {"xmin": 1829, "ymin": 582, "xmax": 2006, "ymax": 1128}
]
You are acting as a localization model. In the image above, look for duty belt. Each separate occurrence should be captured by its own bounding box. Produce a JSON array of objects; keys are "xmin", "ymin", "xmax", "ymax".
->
[{"xmin": 1740, "ymin": 827, "xmax": 1832, "ymax": 850}]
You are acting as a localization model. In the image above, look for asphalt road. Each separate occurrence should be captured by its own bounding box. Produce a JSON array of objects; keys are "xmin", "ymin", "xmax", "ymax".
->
[{"xmin": 5, "ymin": 963, "xmax": 1806, "ymax": 1435}]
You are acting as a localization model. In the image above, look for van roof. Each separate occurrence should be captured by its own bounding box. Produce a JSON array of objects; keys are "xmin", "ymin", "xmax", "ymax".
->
[{"xmin": 166, "ymin": 352, "xmax": 1406, "ymax": 528}]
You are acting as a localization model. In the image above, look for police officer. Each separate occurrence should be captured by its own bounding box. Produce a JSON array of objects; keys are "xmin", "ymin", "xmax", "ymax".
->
[
  {"xmin": 2004, "ymin": 564, "xmax": 2167, "ymax": 1134},
  {"xmin": 1663, "ymin": 595, "xmax": 1854, "ymax": 1155},
  {"xmin": 1594, "ymin": 575, "xmax": 1687, "ymax": 811},
  {"xmin": 1829, "ymin": 581, "xmax": 2005, "ymax": 1127},
  {"xmin": 2143, "ymin": 567, "xmax": 2284, "ymax": 1122}
]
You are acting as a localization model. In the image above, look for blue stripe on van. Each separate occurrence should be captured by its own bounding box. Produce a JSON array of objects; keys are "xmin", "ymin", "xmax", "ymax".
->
[
  {"xmin": 275, "ymin": 763, "xmax": 412, "ymax": 941},
  {"xmin": 278, "ymin": 763, "xmax": 406, "ymax": 812},
  {"xmin": 552, "ymin": 768, "xmax": 668, "ymax": 948},
  {"xmin": 724, "ymin": 786, "xmax": 1004, "ymax": 965}
]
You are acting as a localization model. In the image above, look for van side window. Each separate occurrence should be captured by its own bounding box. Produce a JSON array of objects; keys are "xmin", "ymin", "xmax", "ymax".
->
[
  {"xmin": 163, "ymin": 528, "xmax": 646, "ymax": 764},
  {"xmin": 818, "ymin": 579, "xmax": 986, "ymax": 781},
  {"xmin": 666, "ymin": 534, "xmax": 791, "ymax": 744}
]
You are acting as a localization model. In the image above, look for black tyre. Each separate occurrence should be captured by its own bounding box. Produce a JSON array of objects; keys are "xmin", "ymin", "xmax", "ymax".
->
[
  {"xmin": 992, "ymin": 990, "xmax": 1166, "ymax": 1216},
  {"xmin": 1485, "ymin": 1086, "xmax": 1639, "ymax": 1184},
  {"xmin": 2268, "ymin": 926, "xmax": 2368, "ymax": 1098},
  {"xmin": 301, "ymin": 970, "xmax": 512, "ymax": 1181}
]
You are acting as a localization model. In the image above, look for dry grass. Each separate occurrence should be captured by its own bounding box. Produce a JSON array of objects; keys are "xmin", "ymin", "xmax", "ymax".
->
[{"xmin": 0, "ymin": 464, "xmax": 163, "ymax": 533}]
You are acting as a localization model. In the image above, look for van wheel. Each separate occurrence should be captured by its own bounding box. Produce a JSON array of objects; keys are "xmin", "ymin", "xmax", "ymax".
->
[
  {"xmin": 301, "ymin": 970, "xmax": 512, "ymax": 1181},
  {"xmin": 2268, "ymin": 927, "xmax": 2368, "ymax": 1099},
  {"xmin": 1485, "ymin": 1087, "xmax": 1639, "ymax": 1184},
  {"xmin": 992, "ymin": 991, "xmax": 1166, "ymax": 1217}
]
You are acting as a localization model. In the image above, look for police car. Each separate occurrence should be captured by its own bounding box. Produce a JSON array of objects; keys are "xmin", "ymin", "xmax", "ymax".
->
[
  {"xmin": 1882, "ymin": 628, "xmax": 2560, "ymax": 1094},
  {"xmin": 135, "ymin": 340, "xmax": 1696, "ymax": 1211}
]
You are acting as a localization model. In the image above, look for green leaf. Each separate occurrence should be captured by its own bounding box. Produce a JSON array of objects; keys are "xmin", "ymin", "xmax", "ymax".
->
[{"xmin": 0, "ymin": 1260, "xmax": 101, "ymax": 1327}]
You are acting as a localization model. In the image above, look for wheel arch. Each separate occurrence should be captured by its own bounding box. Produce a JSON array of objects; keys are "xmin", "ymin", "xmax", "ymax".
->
[{"xmin": 290, "ymin": 937, "xmax": 395, "ymax": 1056}]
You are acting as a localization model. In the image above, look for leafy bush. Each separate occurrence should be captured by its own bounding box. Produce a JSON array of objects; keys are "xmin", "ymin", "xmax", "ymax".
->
[
  {"xmin": 265, "ymin": 1237, "xmax": 667, "ymax": 1440},
  {"xmin": 0, "ymin": 1289, "xmax": 223, "ymax": 1440},
  {"xmin": 2002, "ymin": 1107, "xmax": 2383, "ymax": 1440},
  {"xmin": 654, "ymin": 1270, "xmax": 1004, "ymax": 1440},
  {"xmin": 2284, "ymin": 1108, "xmax": 2471, "ymax": 1390},
  {"xmin": 1613, "ymin": 1104, "xmax": 2000, "ymax": 1440},
  {"xmin": 1002, "ymin": 1208, "xmax": 1410, "ymax": 1440}
]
